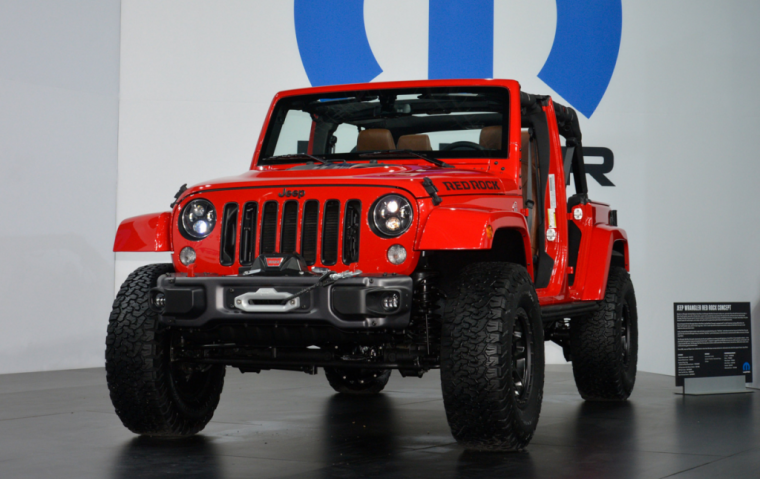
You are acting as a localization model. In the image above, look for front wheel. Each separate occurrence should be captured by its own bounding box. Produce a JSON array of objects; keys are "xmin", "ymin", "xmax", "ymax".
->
[
  {"xmin": 570, "ymin": 266, "xmax": 638, "ymax": 400},
  {"xmin": 441, "ymin": 262, "xmax": 544, "ymax": 451},
  {"xmin": 105, "ymin": 264, "xmax": 225, "ymax": 436}
]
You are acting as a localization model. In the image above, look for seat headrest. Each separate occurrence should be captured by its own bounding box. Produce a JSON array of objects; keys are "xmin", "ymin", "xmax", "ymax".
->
[
  {"xmin": 479, "ymin": 126, "xmax": 502, "ymax": 150},
  {"xmin": 397, "ymin": 134, "xmax": 432, "ymax": 151},
  {"xmin": 357, "ymin": 129, "xmax": 395, "ymax": 151}
]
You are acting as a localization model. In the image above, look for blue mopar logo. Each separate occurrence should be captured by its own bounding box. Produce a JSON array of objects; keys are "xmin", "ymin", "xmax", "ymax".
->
[
  {"xmin": 744, "ymin": 362, "xmax": 751, "ymax": 372},
  {"xmin": 294, "ymin": 0, "xmax": 622, "ymax": 118}
]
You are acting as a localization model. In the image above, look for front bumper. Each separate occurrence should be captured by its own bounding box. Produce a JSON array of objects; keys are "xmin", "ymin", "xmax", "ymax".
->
[{"xmin": 151, "ymin": 273, "xmax": 413, "ymax": 330}]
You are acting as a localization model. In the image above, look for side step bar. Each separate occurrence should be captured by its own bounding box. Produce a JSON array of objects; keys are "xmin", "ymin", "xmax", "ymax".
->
[{"xmin": 541, "ymin": 302, "xmax": 601, "ymax": 322}]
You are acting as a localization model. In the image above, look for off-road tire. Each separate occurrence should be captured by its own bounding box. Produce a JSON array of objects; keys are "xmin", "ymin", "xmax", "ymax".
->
[
  {"xmin": 106, "ymin": 264, "xmax": 225, "ymax": 436},
  {"xmin": 441, "ymin": 262, "xmax": 544, "ymax": 451},
  {"xmin": 324, "ymin": 368, "xmax": 391, "ymax": 395},
  {"xmin": 570, "ymin": 266, "xmax": 638, "ymax": 401}
]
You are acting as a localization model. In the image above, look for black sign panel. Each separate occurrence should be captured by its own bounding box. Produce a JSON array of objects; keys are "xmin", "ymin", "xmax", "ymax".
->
[{"xmin": 674, "ymin": 303, "xmax": 753, "ymax": 386}]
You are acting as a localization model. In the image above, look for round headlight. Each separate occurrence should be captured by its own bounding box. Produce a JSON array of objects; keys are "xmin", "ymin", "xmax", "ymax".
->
[
  {"xmin": 181, "ymin": 199, "xmax": 216, "ymax": 240},
  {"xmin": 371, "ymin": 194, "xmax": 413, "ymax": 237}
]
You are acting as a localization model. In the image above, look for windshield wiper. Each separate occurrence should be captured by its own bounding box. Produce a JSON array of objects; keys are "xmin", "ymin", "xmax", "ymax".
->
[
  {"xmin": 359, "ymin": 149, "xmax": 453, "ymax": 168},
  {"xmin": 264, "ymin": 153, "xmax": 334, "ymax": 165}
]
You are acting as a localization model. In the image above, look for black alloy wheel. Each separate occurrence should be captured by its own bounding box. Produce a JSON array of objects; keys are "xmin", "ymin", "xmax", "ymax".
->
[{"xmin": 512, "ymin": 308, "xmax": 535, "ymax": 405}]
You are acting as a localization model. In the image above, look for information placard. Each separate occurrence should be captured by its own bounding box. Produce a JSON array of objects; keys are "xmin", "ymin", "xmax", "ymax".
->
[{"xmin": 674, "ymin": 303, "xmax": 752, "ymax": 386}]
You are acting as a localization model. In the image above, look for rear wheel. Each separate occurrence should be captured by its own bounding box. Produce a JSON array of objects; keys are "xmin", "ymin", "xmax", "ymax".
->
[
  {"xmin": 324, "ymin": 368, "xmax": 391, "ymax": 395},
  {"xmin": 105, "ymin": 264, "xmax": 225, "ymax": 436},
  {"xmin": 441, "ymin": 262, "xmax": 544, "ymax": 451},
  {"xmin": 570, "ymin": 266, "xmax": 638, "ymax": 400}
]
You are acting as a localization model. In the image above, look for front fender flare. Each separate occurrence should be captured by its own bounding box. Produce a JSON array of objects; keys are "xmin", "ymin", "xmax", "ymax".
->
[
  {"xmin": 114, "ymin": 212, "xmax": 173, "ymax": 252},
  {"xmin": 415, "ymin": 206, "xmax": 530, "ymax": 252}
]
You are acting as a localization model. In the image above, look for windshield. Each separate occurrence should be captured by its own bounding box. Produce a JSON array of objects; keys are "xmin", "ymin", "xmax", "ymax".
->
[{"xmin": 258, "ymin": 86, "xmax": 509, "ymax": 165}]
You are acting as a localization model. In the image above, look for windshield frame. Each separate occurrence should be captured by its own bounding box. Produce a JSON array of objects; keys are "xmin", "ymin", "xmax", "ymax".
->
[{"xmin": 256, "ymin": 85, "xmax": 511, "ymax": 166}]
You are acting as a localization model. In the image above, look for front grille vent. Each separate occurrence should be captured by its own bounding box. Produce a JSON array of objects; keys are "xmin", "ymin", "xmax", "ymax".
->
[
  {"xmin": 260, "ymin": 201, "xmax": 279, "ymax": 254},
  {"xmin": 220, "ymin": 203, "xmax": 239, "ymax": 266},
  {"xmin": 321, "ymin": 200, "xmax": 341, "ymax": 266},
  {"xmin": 280, "ymin": 201, "xmax": 299, "ymax": 254},
  {"xmin": 239, "ymin": 202, "xmax": 258, "ymax": 265},
  {"xmin": 342, "ymin": 200, "xmax": 361, "ymax": 264},
  {"xmin": 301, "ymin": 200, "xmax": 320, "ymax": 265}
]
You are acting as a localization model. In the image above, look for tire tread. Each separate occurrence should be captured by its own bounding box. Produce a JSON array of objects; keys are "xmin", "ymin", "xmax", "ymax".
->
[
  {"xmin": 441, "ymin": 262, "xmax": 544, "ymax": 451},
  {"xmin": 105, "ymin": 264, "xmax": 225, "ymax": 436}
]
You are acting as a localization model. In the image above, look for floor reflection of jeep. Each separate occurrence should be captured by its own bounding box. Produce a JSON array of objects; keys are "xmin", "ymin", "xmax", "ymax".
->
[{"xmin": 107, "ymin": 79, "xmax": 637, "ymax": 451}]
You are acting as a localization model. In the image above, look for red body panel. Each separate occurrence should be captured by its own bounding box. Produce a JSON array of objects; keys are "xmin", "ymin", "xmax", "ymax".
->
[
  {"xmin": 115, "ymin": 79, "xmax": 629, "ymax": 307},
  {"xmin": 114, "ymin": 212, "xmax": 172, "ymax": 252},
  {"xmin": 534, "ymin": 100, "xmax": 571, "ymax": 304}
]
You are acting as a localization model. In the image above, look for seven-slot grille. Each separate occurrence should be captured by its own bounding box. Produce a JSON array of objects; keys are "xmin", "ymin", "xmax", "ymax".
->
[{"xmin": 224, "ymin": 199, "xmax": 361, "ymax": 267}]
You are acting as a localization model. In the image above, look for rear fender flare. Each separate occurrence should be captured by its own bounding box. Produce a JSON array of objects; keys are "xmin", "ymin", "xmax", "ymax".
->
[
  {"xmin": 114, "ymin": 212, "xmax": 173, "ymax": 252},
  {"xmin": 580, "ymin": 225, "xmax": 628, "ymax": 301}
]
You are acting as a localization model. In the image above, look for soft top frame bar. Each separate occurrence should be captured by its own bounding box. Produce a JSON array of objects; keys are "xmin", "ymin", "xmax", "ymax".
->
[{"xmin": 520, "ymin": 92, "xmax": 588, "ymax": 199}]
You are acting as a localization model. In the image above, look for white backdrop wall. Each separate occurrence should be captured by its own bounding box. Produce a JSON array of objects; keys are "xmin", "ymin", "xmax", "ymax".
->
[
  {"xmin": 112, "ymin": 0, "xmax": 760, "ymax": 384},
  {"xmin": 0, "ymin": 1, "xmax": 121, "ymax": 374}
]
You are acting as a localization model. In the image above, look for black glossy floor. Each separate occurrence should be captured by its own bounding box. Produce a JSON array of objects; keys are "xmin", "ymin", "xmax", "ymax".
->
[{"xmin": 0, "ymin": 366, "xmax": 758, "ymax": 479}]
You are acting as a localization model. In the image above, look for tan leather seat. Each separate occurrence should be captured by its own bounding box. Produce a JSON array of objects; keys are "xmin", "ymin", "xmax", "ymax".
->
[
  {"xmin": 521, "ymin": 130, "xmax": 539, "ymax": 258},
  {"xmin": 397, "ymin": 134, "xmax": 432, "ymax": 151},
  {"xmin": 479, "ymin": 125, "xmax": 502, "ymax": 149},
  {"xmin": 357, "ymin": 129, "xmax": 395, "ymax": 151}
]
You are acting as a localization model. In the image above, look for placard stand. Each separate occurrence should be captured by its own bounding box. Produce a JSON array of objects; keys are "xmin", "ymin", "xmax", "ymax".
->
[
  {"xmin": 681, "ymin": 375, "xmax": 749, "ymax": 395},
  {"xmin": 674, "ymin": 302, "xmax": 753, "ymax": 395}
]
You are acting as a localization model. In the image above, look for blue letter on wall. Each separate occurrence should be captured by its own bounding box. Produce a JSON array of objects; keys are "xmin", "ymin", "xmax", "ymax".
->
[
  {"xmin": 294, "ymin": 0, "xmax": 382, "ymax": 86},
  {"xmin": 428, "ymin": 0, "xmax": 494, "ymax": 80},
  {"xmin": 538, "ymin": 0, "xmax": 622, "ymax": 117}
]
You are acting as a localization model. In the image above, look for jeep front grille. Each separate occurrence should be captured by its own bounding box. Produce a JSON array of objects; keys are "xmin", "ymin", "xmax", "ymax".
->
[{"xmin": 223, "ymin": 198, "xmax": 361, "ymax": 268}]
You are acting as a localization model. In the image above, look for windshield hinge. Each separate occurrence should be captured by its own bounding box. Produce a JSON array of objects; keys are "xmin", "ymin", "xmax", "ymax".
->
[
  {"xmin": 422, "ymin": 177, "xmax": 442, "ymax": 206},
  {"xmin": 170, "ymin": 184, "xmax": 188, "ymax": 208}
]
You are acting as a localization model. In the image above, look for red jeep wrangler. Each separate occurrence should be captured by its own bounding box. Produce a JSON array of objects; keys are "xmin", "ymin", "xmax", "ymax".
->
[{"xmin": 107, "ymin": 79, "xmax": 637, "ymax": 451}]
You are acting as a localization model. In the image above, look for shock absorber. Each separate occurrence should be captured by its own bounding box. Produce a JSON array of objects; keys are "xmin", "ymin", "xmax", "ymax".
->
[{"xmin": 410, "ymin": 270, "xmax": 443, "ymax": 355}]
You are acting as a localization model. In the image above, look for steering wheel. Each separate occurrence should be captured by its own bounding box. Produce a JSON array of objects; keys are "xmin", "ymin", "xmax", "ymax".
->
[{"xmin": 442, "ymin": 141, "xmax": 484, "ymax": 151}]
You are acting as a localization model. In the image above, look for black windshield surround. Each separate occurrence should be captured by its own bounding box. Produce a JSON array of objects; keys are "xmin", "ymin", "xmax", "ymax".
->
[{"xmin": 259, "ymin": 86, "xmax": 510, "ymax": 165}]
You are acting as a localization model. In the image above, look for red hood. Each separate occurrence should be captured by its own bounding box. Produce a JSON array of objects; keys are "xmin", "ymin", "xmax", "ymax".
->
[{"xmin": 180, "ymin": 164, "xmax": 518, "ymax": 201}]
